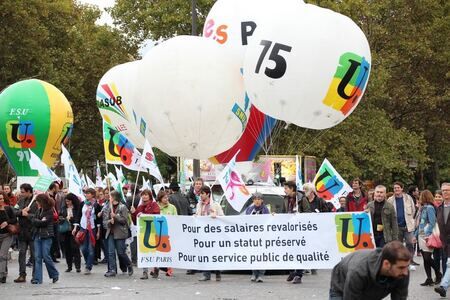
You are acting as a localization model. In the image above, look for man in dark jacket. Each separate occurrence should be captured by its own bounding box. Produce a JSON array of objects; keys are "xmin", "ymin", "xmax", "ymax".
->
[
  {"xmin": 330, "ymin": 241, "xmax": 410, "ymax": 300},
  {"xmin": 14, "ymin": 183, "xmax": 38, "ymax": 283},
  {"xmin": 169, "ymin": 182, "xmax": 191, "ymax": 216},
  {"xmin": 434, "ymin": 182, "xmax": 450, "ymax": 297}
]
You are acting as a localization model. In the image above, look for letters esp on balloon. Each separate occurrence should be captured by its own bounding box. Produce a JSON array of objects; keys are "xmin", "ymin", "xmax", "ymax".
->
[
  {"xmin": 203, "ymin": 19, "xmax": 228, "ymax": 44},
  {"xmin": 322, "ymin": 52, "xmax": 370, "ymax": 115}
]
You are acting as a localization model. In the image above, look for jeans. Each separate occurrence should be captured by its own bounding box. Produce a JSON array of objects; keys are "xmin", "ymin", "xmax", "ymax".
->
[
  {"xmin": 34, "ymin": 237, "xmax": 59, "ymax": 284},
  {"xmin": 18, "ymin": 239, "xmax": 34, "ymax": 277},
  {"xmin": 0, "ymin": 233, "xmax": 12, "ymax": 278},
  {"xmin": 80, "ymin": 229, "xmax": 95, "ymax": 270},
  {"xmin": 202, "ymin": 270, "xmax": 220, "ymax": 279},
  {"xmin": 398, "ymin": 227, "xmax": 414, "ymax": 256},
  {"xmin": 107, "ymin": 234, "xmax": 131, "ymax": 273},
  {"xmin": 441, "ymin": 261, "xmax": 450, "ymax": 289},
  {"xmin": 252, "ymin": 269, "xmax": 265, "ymax": 278},
  {"xmin": 130, "ymin": 236, "xmax": 137, "ymax": 264},
  {"xmin": 329, "ymin": 289, "xmax": 343, "ymax": 300}
]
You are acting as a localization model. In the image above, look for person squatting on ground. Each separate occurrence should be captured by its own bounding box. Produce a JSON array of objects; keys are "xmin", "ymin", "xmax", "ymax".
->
[{"xmin": 329, "ymin": 241, "xmax": 410, "ymax": 300}]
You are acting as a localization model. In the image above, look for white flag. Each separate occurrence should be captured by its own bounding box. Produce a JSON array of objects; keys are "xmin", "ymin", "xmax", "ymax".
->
[
  {"xmin": 61, "ymin": 145, "xmax": 85, "ymax": 200},
  {"xmin": 79, "ymin": 170, "xmax": 88, "ymax": 189},
  {"xmin": 141, "ymin": 176, "xmax": 151, "ymax": 191},
  {"xmin": 218, "ymin": 151, "xmax": 251, "ymax": 212},
  {"xmin": 28, "ymin": 150, "xmax": 59, "ymax": 182},
  {"xmin": 141, "ymin": 140, "xmax": 164, "ymax": 183},
  {"xmin": 313, "ymin": 158, "xmax": 352, "ymax": 210},
  {"xmin": 114, "ymin": 165, "xmax": 127, "ymax": 185},
  {"xmin": 86, "ymin": 174, "xmax": 96, "ymax": 188},
  {"xmin": 95, "ymin": 161, "xmax": 104, "ymax": 187}
]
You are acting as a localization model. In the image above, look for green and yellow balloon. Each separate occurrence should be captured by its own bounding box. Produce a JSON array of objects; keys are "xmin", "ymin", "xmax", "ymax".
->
[{"xmin": 0, "ymin": 79, "xmax": 73, "ymax": 176}]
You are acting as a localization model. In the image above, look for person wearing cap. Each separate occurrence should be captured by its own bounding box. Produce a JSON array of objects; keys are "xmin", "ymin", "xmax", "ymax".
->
[
  {"xmin": 245, "ymin": 192, "xmax": 270, "ymax": 282},
  {"xmin": 169, "ymin": 182, "xmax": 191, "ymax": 216}
]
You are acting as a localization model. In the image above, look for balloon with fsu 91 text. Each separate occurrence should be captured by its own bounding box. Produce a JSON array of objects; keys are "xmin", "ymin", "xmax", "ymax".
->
[{"xmin": 0, "ymin": 79, "xmax": 73, "ymax": 176}]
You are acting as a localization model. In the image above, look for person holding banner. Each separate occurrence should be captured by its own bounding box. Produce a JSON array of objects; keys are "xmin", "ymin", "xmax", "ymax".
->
[
  {"xmin": 150, "ymin": 190, "xmax": 178, "ymax": 278},
  {"xmin": 131, "ymin": 189, "xmax": 160, "ymax": 280},
  {"xmin": 329, "ymin": 241, "xmax": 410, "ymax": 300},
  {"xmin": 31, "ymin": 194, "xmax": 59, "ymax": 284},
  {"xmin": 366, "ymin": 185, "xmax": 398, "ymax": 248},
  {"xmin": 102, "ymin": 191, "xmax": 133, "ymax": 277},
  {"xmin": 187, "ymin": 177, "xmax": 204, "ymax": 214},
  {"xmin": 284, "ymin": 181, "xmax": 311, "ymax": 284},
  {"xmin": 196, "ymin": 185, "xmax": 224, "ymax": 282},
  {"xmin": 245, "ymin": 192, "xmax": 269, "ymax": 283},
  {"xmin": 0, "ymin": 191, "xmax": 17, "ymax": 283},
  {"xmin": 14, "ymin": 183, "xmax": 38, "ymax": 283}
]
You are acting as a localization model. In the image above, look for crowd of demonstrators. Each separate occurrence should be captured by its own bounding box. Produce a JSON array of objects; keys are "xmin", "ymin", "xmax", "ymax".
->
[{"xmin": 1, "ymin": 177, "xmax": 450, "ymax": 298}]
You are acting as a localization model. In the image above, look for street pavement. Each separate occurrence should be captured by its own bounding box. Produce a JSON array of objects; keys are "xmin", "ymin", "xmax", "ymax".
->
[{"xmin": 0, "ymin": 251, "xmax": 446, "ymax": 299}]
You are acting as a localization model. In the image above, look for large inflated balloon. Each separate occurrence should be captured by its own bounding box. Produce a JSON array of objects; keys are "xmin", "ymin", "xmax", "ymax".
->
[
  {"xmin": 135, "ymin": 36, "xmax": 248, "ymax": 159},
  {"xmin": 0, "ymin": 79, "xmax": 73, "ymax": 176},
  {"xmin": 243, "ymin": 4, "xmax": 371, "ymax": 129},
  {"xmin": 203, "ymin": 0, "xmax": 304, "ymax": 57},
  {"xmin": 97, "ymin": 61, "xmax": 145, "ymax": 148}
]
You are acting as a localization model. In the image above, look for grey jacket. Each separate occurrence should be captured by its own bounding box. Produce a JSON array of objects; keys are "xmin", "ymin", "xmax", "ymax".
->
[
  {"xmin": 330, "ymin": 249, "xmax": 409, "ymax": 300},
  {"xmin": 102, "ymin": 203, "xmax": 130, "ymax": 240},
  {"xmin": 366, "ymin": 200, "xmax": 399, "ymax": 243},
  {"xmin": 169, "ymin": 192, "xmax": 192, "ymax": 216}
]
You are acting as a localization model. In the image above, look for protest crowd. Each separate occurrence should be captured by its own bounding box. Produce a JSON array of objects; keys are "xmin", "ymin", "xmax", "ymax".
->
[{"xmin": 0, "ymin": 177, "xmax": 449, "ymax": 299}]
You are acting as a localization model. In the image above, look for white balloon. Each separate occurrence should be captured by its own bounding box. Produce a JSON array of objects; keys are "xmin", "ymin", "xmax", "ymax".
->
[
  {"xmin": 243, "ymin": 4, "xmax": 371, "ymax": 129},
  {"xmin": 203, "ymin": 0, "xmax": 304, "ymax": 58},
  {"xmin": 135, "ymin": 36, "xmax": 249, "ymax": 159},
  {"xmin": 96, "ymin": 61, "xmax": 145, "ymax": 148}
]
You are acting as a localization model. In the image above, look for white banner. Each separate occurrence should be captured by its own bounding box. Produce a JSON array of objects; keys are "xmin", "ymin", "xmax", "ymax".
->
[{"xmin": 137, "ymin": 212, "xmax": 375, "ymax": 270}]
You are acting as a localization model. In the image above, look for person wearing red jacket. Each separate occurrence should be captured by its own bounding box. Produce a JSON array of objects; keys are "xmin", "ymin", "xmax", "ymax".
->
[
  {"xmin": 346, "ymin": 178, "xmax": 368, "ymax": 212},
  {"xmin": 131, "ymin": 189, "xmax": 159, "ymax": 280}
]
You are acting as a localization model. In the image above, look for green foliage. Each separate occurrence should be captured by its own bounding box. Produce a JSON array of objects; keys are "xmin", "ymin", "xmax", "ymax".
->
[
  {"xmin": 0, "ymin": 0, "xmax": 137, "ymax": 183},
  {"xmin": 109, "ymin": 0, "xmax": 214, "ymax": 44}
]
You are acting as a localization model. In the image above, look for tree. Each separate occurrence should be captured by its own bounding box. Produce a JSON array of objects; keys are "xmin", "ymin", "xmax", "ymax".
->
[
  {"xmin": 109, "ymin": 0, "xmax": 214, "ymax": 43},
  {"xmin": 0, "ymin": 0, "xmax": 137, "ymax": 184}
]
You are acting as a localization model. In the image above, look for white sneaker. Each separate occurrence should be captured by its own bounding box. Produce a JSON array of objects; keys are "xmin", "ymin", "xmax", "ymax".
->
[{"xmin": 409, "ymin": 265, "xmax": 416, "ymax": 271}]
